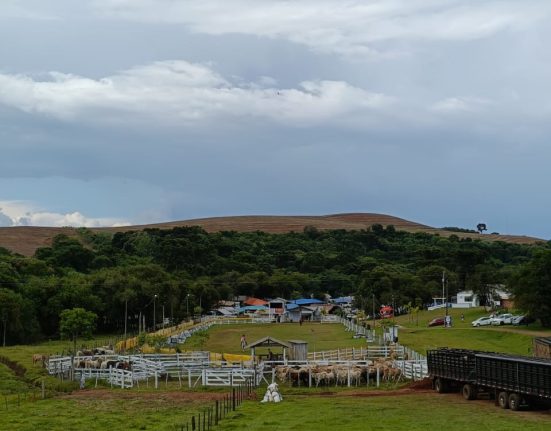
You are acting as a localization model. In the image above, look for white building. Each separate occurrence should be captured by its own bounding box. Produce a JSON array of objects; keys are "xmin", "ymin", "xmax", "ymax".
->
[{"xmin": 453, "ymin": 290, "xmax": 480, "ymax": 308}]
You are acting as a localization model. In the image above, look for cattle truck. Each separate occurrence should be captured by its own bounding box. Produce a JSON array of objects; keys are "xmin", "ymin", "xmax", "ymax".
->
[{"xmin": 427, "ymin": 348, "xmax": 551, "ymax": 410}]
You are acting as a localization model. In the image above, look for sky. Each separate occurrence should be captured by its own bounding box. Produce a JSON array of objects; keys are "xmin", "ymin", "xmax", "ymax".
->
[{"xmin": 1, "ymin": 0, "xmax": 550, "ymax": 238}]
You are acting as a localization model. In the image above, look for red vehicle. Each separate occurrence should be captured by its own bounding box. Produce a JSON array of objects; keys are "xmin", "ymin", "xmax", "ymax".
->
[
  {"xmin": 380, "ymin": 305, "xmax": 394, "ymax": 319},
  {"xmin": 428, "ymin": 317, "xmax": 445, "ymax": 327}
]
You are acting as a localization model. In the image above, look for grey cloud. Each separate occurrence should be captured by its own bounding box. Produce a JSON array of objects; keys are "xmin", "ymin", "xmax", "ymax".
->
[{"xmin": 92, "ymin": 0, "xmax": 550, "ymax": 58}]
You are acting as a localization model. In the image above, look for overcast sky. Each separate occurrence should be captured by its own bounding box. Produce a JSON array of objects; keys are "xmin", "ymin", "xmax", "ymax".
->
[{"xmin": 1, "ymin": 0, "xmax": 550, "ymax": 238}]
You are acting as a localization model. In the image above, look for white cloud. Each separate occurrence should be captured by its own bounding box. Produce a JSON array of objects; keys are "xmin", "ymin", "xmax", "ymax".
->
[
  {"xmin": 0, "ymin": 60, "xmax": 392, "ymax": 127},
  {"xmin": 92, "ymin": 0, "xmax": 549, "ymax": 57},
  {"xmin": 0, "ymin": 201, "xmax": 130, "ymax": 227},
  {"xmin": 431, "ymin": 96, "xmax": 492, "ymax": 113}
]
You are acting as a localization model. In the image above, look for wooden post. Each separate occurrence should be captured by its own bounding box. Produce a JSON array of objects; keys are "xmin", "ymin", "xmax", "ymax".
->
[
  {"xmin": 347, "ymin": 365, "xmax": 351, "ymax": 387},
  {"xmin": 215, "ymin": 400, "xmax": 219, "ymax": 425},
  {"xmin": 376, "ymin": 367, "xmax": 380, "ymax": 387},
  {"xmin": 308, "ymin": 367, "xmax": 312, "ymax": 387}
]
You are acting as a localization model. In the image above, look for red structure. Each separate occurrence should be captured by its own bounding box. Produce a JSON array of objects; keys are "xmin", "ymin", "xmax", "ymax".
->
[{"xmin": 380, "ymin": 305, "xmax": 394, "ymax": 319}]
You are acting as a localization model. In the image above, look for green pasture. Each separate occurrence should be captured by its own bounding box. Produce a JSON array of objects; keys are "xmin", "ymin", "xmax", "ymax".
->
[
  {"xmin": 217, "ymin": 393, "xmax": 551, "ymax": 431},
  {"xmin": 183, "ymin": 322, "xmax": 367, "ymax": 354},
  {"xmin": 0, "ymin": 389, "xmax": 216, "ymax": 431}
]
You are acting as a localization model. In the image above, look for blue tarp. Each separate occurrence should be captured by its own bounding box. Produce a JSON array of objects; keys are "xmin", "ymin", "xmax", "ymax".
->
[{"xmin": 289, "ymin": 298, "xmax": 324, "ymax": 306}]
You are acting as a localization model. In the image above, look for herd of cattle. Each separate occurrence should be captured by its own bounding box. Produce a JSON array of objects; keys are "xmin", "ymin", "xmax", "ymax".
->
[
  {"xmin": 275, "ymin": 358, "xmax": 403, "ymax": 387},
  {"xmin": 32, "ymin": 346, "xmax": 127, "ymax": 370}
]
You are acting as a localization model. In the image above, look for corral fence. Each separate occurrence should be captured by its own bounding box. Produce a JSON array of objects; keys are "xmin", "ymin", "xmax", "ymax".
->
[
  {"xmin": 307, "ymin": 346, "xmax": 404, "ymax": 361},
  {"xmin": 337, "ymin": 316, "xmax": 375, "ymax": 340},
  {"xmin": 393, "ymin": 360, "xmax": 429, "ymax": 381},
  {"xmin": 173, "ymin": 378, "xmax": 255, "ymax": 431}
]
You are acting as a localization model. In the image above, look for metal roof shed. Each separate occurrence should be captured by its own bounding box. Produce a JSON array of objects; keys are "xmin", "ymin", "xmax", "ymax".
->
[{"xmin": 245, "ymin": 336, "xmax": 291, "ymax": 361}]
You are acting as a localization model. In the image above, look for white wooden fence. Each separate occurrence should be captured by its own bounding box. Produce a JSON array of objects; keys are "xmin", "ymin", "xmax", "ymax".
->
[
  {"xmin": 393, "ymin": 360, "xmax": 428, "ymax": 381},
  {"xmin": 308, "ymin": 346, "xmax": 405, "ymax": 361},
  {"xmin": 202, "ymin": 369, "xmax": 256, "ymax": 386}
]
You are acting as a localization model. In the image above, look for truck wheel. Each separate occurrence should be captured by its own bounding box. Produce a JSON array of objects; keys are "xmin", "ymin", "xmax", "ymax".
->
[
  {"xmin": 462, "ymin": 384, "xmax": 477, "ymax": 400},
  {"xmin": 498, "ymin": 391, "xmax": 509, "ymax": 409},
  {"xmin": 509, "ymin": 393, "xmax": 521, "ymax": 411},
  {"xmin": 434, "ymin": 378, "xmax": 447, "ymax": 393}
]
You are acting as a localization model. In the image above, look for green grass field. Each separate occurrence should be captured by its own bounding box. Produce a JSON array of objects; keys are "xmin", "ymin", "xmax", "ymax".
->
[
  {"xmin": 0, "ymin": 318, "xmax": 550, "ymax": 430},
  {"xmin": 0, "ymin": 389, "xmax": 219, "ymax": 431},
  {"xmin": 217, "ymin": 393, "xmax": 551, "ymax": 431},
  {"xmin": 184, "ymin": 322, "xmax": 367, "ymax": 355},
  {"xmin": 392, "ymin": 307, "xmax": 548, "ymax": 355}
]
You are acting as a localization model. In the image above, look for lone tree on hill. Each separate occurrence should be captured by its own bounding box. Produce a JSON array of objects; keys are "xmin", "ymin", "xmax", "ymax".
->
[
  {"xmin": 476, "ymin": 223, "xmax": 487, "ymax": 234},
  {"xmin": 59, "ymin": 307, "xmax": 97, "ymax": 355}
]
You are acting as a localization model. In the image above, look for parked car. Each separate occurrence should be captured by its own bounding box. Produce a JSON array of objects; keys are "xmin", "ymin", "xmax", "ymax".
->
[
  {"xmin": 428, "ymin": 317, "xmax": 445, "ymax": 327},
  {"xmin": 512, "ymin": 315, "xmax": 535, "ymax": 325},
  {"xmin": 491, "ymin": 313, "xmax": 513, "ymax": 325},
  {"xmin": 471, "ymin": 316, "xmax": 493, "ymax": 327}
]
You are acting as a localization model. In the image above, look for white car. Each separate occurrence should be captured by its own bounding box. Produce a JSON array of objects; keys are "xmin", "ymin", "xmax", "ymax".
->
[
  {"xmin": 471, "ymin": 316, "xmax": 493, "ymax": 327},
  {"xmin": 491, "ymin": 313, "xmax": 513, "ymax": 325}
]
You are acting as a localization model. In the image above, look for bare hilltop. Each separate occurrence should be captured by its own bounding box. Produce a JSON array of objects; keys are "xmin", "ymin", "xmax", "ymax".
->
[{"xmin": 0, "ymin": 213, "xmax": 542, "ymax": 256}]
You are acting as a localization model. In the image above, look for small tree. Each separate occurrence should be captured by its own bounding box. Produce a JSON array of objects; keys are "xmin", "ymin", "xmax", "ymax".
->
[
  {"xmin": 476, "ymin": 223, "xmax": 487, "ymax": 234},
  {"xmin": 59, "ymin": 308, "xmax": 97, "ymax": 355}
]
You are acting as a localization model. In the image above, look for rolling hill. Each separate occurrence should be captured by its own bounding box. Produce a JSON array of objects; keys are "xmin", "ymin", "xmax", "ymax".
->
[{"xmin": 0, "ymin": 213, "xmax": 543, "ymax": 256}]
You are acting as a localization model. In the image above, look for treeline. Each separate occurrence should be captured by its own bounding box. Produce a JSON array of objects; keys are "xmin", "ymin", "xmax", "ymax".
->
[{"xmin": 0, "ymin": 224, "xmax": 550, "ymax": 344}]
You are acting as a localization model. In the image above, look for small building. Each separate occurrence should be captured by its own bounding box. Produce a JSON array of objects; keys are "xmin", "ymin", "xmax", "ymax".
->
[
  {"xmin": 285, "ymin": 304, "xmax": 321, "ymax": 322},
  {"xmin": 245, "ymin": 336, "xmax": 291, "ymax": 362},
  {"xmin": 288, "ymin": 340, "xmax": 308, "ymax": 361},
  {"xmin": 268, "ymin": 298, "xmax": 287, "ymax": 319},
  {"xmin": 534, "ymin": 337, "xmax": 551, "ymax": 359},
  {"xmin": 243, "ymin": 297, "xmax": 269, "ymax": 307},
  {"xmin": 453, "ymin": 291, "xmax": 480, "ymax": 308}
]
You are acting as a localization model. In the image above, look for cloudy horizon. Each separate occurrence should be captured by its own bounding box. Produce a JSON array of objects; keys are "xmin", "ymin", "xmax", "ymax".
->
[{"xmin": 1, "ymin": 1, "xmax": 550, "ymax": 238}]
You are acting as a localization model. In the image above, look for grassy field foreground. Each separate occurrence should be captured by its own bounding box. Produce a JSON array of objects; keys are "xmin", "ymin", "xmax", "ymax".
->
[{"xmin": 217, "ymin": 393, "xmax": 551, "ymax": 431}]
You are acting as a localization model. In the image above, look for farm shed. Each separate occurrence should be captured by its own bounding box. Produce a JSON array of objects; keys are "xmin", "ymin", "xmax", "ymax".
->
[
  {"xmin": 534, "ymin": 337, "xmax": 551, "ymax": 359},
  {"xmin": 245, "ymin": 336, "xmax": 291, "ymax": 362},
  {"xmin": 288, "ymin": 340, "xmax": 308, "ymax": 361}
]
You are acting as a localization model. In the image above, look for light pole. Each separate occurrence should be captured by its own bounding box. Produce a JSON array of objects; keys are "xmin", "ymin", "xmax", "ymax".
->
[
  {"xmin": 153, "ymin": 294, "xmax": 158, "ymax": 331},
  {"xmin": 443, "ymin": 271, "xmax": 449, "ymax": 327}
]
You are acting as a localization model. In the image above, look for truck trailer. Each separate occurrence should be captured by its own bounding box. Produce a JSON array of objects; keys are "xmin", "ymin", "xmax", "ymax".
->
[{"xmin": 427, "ymin": 348, "xmax": 551, "ymax": 410}]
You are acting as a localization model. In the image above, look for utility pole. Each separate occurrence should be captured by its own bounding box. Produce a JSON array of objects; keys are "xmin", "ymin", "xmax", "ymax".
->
[
  {"xmin": 372, "ymin": 293, "xmax": 376, "ymax": 329},
  {"xmin": 443, "ymin": 271, "xmax": 449, "ymax": 327},
  {"xmin": 153, "ymin": 294, "xmax": 158, "ymax": 331}
]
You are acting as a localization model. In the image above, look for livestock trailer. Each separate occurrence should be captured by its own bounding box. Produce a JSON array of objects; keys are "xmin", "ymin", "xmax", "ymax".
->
[{"xmin": 427, "ymin": 347, "xmax": 551, "ymax": 411}]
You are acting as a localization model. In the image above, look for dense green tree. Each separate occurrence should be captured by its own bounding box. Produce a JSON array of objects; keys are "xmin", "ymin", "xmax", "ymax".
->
[
  {"xmin": 59, "ymin": 307, "xmax": 97, "ymax": 355},
  {"xmin": 510, "ymin": 250, "xmax": 551, "ymax": 326},
  {"xmin": 0, "ymin": 288, "xmax": 23, "ymax": 346}
]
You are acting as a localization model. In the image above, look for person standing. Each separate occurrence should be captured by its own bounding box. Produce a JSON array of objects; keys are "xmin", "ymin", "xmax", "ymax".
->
[{"xmin": 240, "ymin": 334, "xmax": 247, "ymax": 351}]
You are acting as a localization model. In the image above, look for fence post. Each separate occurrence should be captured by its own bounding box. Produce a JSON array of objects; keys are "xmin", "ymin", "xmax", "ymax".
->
[
  {"xmin": 215, "ymin": 400, "xmax": 219, "ymax": 425},
  {"xmin": 232, "ymin": 388, "xmax": 236, "ymax": 411},
  {"xmin": 191, "ymin": 415, "xmax": 196, "ymax": 431}
]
